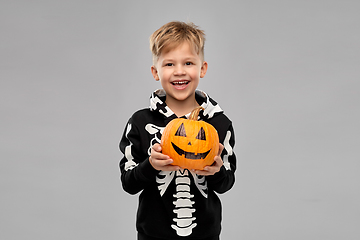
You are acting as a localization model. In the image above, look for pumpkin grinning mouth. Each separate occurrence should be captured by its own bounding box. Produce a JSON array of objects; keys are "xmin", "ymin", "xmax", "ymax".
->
[{"xmin": 171, "ymin": 142, "xmax": 211, "ymax": 160}]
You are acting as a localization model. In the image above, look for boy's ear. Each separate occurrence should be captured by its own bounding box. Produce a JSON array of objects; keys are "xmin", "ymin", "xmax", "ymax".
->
[
  {"xmin": 151, "ymin": 66, "xmax": 160, "ymax": 81},
  {"xmin": 200, "ymin": 61, "xmax": 208, "ymax": 78}
]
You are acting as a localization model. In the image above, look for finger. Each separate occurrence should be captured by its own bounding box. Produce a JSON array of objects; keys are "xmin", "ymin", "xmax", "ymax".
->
[
  {"xmin": 150, "ymin": 156, "xmax": 173, "ymax": 166},
  {"xmin": 151, "ymin": 151, "xmax": 170, "ymax": 160},
  {"xmin": 195, "ymin": 157, "xmax": 223, "ymax": 175},
  {"xmin": 213, "ymin": 155, "xmax": 224, "ymax": 167},
  {"xmin": 193, "ymin": 165, "xmax": 214, "ymax": 176},
  {"xmin": 150, "ymin": 157, "xmax": 174, "ymax": 171},
  {"xmin": 154, "ymin": 158, "xmax": 181, "ymax": 172},
  {"xmin": 161, "ymin": 165, "xmax": 181, "ymax": 171},
  {"xmin": 194, "ymin": 168, "xmax": 212, "ymax": 176},
  {"xmin": 218, "ymin": 143, "xmax": 224, "ymax": 156},
  {"xmin": 151, "ymin": 144, "xmax": 169, "ymax": 160},
  {"xmin": 157, "ymin": 158, "xmax": 174, "ymax": 166},
  {"xmin": 152, "ymin": 143, "xmax": 162, "ymax": 152}
]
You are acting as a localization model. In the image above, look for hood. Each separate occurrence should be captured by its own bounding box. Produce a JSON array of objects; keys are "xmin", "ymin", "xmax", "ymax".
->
[{"xmin": 149, "ymin": 89, "xmax": 223, "ymax": 120}]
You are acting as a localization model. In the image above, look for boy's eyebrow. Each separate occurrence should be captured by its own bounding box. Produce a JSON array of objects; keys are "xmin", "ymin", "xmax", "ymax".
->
[{"xmin": 162, "ymin": 56, "xmax": 198, "ymax": 62}]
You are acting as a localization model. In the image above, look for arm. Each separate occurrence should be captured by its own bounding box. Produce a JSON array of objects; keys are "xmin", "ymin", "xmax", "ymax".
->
[
  {"xmin": 119, "ymin": 119, "xmax": 159, "ymax": 195},
  {"xmin": 194, "ymin": 124, "xmax": 236, "ymax": 194},
  {"xmin": 119, "ymin": 118, "xmax": 179, "ymax": 195}
]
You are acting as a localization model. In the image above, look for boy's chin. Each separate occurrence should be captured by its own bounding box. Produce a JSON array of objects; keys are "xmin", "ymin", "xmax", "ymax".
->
[{"xmin": 168, "ymin": 93, "xmax": 196, "ymax": 102}]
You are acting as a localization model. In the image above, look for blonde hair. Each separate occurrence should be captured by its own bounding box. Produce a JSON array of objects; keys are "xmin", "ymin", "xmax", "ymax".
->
[{"xmin": 149, "ymin": 21, "xmax": 206, "ymax": 64}]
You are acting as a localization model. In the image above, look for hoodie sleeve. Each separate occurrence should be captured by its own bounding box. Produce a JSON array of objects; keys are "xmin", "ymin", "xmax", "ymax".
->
[
  {"xmin": 206, "ymin": 122, "xmax": 236, "ymax": 194},
  {"xmin": 119, "ymin": 117, "xmax": 159, "ymax": 195}
]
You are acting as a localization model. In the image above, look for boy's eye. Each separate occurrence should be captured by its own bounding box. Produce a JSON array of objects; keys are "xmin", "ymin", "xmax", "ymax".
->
[
  {"xmin": 185, "ymin": 62, "xmax": 193, "ymax": 65},
  {"xmin": 165, "ymin": 63, "xmax": 173, "ymax": 66}
]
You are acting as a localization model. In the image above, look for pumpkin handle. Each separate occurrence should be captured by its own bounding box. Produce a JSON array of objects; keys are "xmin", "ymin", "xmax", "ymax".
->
[{"xmin": 189, "ymin": 106, "xmax": 204, "ymax": 121}]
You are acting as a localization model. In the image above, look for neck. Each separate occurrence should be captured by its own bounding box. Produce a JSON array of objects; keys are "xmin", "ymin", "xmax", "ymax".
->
[{"xmin": 166, "ymin": 97, "xmax": 199, "ymax": 118}]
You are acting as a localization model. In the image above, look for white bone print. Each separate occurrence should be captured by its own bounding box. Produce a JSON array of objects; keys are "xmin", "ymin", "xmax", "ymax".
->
[
  {"xmin": 157, "ymin": 170, "xmax": 175, "ymax": 196},
  {"xmin": 171, "ymin": 169, "xmax": 197, "ymax": 236},
  {"xmin": 145, "ymin": 123, "xmax": 165, "ymax": 155}
]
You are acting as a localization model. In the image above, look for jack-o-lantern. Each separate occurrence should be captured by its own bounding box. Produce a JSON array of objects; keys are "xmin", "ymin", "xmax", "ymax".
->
[{"xmin": 161, "ymin": 106, "xmax": 219, "ymax": 170}]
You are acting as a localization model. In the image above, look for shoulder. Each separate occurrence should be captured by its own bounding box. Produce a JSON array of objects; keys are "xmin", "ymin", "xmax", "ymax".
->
[
  {"xmin": 128, "ymin": 108, "xmax": 167, "ymax": 129},
  {"xmin": 207, "ymin": 112, "xmax": 234, "ymax": 142},
  {"xmin": 130, "ymin": 108, "xmax": 152, "ymax": 120},
  {"xmin": 208, "ymin": 112, "xmax": 232, "ymax": 127},
  {"xmin": 124, "ymin": 108, "xmax": 151, "ymax": 129}
]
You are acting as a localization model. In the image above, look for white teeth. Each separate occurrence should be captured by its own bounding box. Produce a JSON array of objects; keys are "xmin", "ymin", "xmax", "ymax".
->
[{"xmin": 173, "ymin": 81, "xmax": 189, "ymax": 85}]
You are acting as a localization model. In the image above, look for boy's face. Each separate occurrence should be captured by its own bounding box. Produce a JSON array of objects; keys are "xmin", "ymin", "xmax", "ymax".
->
[{"xmin": 151, "ymin": 42, "xmax": 208, "ymax": 106}]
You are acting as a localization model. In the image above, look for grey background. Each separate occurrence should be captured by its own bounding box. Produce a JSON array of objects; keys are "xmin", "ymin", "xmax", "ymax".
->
[{"xmin": 1, "ymin": 0, "xmax": 359, "ymax": 239}]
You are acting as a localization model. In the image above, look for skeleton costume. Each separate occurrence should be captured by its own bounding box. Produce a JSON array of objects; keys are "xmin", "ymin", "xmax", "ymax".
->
[{"xmin": 119, "ymin": 89, "xmax": 236, "ymax": 240}]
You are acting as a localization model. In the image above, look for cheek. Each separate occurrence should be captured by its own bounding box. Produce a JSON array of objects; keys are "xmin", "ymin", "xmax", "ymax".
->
[
  {"xmin": 159, "ymin": 69, "xmax": 172, "ymax": 79},
  {"xmin": 190, "ymin": 67, "xmax": 202, "ymax": 78},
  {"xmin": 188, "ymin": 70, "xmax": 197, "ymax": 79}
]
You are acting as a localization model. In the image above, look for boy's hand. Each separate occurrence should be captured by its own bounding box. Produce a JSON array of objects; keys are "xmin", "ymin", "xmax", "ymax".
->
[
  {"xmin": 149, "ymin": 143, "xmax": 180, "ymax": 171},
  {"xmin": 192, "ymin": 143, "xmax": 224, "ymax": 176}
]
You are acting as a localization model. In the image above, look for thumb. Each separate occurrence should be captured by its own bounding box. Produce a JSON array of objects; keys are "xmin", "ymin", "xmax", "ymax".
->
[{"xmin": 152, "ymin": 143, "xmax": 162, "ymax": 152}]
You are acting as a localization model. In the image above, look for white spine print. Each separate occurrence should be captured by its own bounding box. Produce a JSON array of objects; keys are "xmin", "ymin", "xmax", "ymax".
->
[{"xmin": 171, "ymin": 170, "xmax": 197, "ymax": 236}]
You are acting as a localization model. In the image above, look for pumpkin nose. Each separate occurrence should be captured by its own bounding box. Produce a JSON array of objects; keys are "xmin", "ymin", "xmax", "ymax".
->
[{"xmin": 188, "ymin": 142, "xmax": 192, "ymax": 146}]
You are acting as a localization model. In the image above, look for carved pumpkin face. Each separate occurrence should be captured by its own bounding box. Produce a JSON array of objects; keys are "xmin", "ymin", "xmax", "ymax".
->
[{"xmin": 161, "ymin": 107, "xmax": 219, "ymax": 170}]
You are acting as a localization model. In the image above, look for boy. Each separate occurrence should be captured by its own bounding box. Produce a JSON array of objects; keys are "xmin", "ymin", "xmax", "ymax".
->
[{"xmin": 119, "ymin": 21, "xmax": 236, "ymax": 240}]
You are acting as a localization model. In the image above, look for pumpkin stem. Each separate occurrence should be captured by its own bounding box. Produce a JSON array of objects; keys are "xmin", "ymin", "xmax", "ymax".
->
[{"xmin": 189, "ymin": 106, "xmax": 204, "ymax": 121}]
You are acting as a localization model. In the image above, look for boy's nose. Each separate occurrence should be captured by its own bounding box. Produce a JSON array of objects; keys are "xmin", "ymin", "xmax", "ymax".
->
[{"xmin": 174, "ymin": 66, "xmax": 185, "ymax": 75}]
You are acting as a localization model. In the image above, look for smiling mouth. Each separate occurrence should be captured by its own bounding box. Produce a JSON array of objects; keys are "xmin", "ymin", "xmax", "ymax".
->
[
  {"xmin": 171, "ymin": 80, "xmax": 189, "ymax": 86},
  {"xmin": 171, "ymin": 142, "xmax": 210, "ymax": 160}
]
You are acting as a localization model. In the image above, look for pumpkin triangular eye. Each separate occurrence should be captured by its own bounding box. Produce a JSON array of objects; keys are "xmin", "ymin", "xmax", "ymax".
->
[
  {"xmin": 196, "ymin": 127, "xmax": 206, "ymax": 140},
  {"xmin": 175, "ymin": 123, "xmax": 187, "ymax": 137}
]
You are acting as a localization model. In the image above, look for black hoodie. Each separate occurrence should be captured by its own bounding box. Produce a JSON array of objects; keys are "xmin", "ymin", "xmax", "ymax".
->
[{"xmin": 119, "ymin": 89, "xmax": 236, "ymax": 239}]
